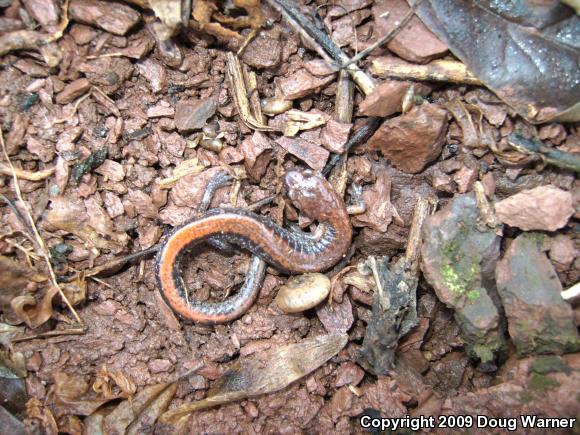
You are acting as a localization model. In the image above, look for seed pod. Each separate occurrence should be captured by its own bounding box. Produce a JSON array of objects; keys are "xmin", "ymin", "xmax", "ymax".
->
[
  {"xmin": 260, "ymin": 97, "xmax": 293, "ymax": 115},
  {"xmin": 200, "ymin": 137, "xmax": 224, "ymax": 153},
  {"xmin": 275, "ymin": 273, "xmax": 330, "ymax": 313}
]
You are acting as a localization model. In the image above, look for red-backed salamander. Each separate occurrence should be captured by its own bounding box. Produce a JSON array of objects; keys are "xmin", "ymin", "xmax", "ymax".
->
[{"xmin": 156, "ymin": 170, "xmax": 352, "ymax": 325}]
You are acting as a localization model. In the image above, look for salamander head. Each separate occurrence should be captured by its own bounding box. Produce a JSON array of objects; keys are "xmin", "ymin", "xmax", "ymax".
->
[{"xmin": 283, "ymin": 170, "xmax": 344, "ymax": 221}]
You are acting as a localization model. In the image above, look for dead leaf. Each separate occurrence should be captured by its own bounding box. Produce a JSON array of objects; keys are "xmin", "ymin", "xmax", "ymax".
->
[
  {"xmin": 11, "ymin": 286, "xmax": 59, "ymax": 329},
  {"xmin": 415, "ymin": 0, "xmax": 580, "ymax": 123},
  {"xmin": 25, "ymin": 397, "xmax": 58, "ymax": 435},
  {"xmin": 103, "ymin": 383, "xmax": 176, "ymax": 435},
  {"xmin": 159, "ymin": 333, "xmax": 348, "ymax": 429},
  {"xmin": 93, "ymin": 366, "xmax": 137, "ymax": 400},
  {"xmin": 0, "ymin": 255, "xmax": 46, "ymax": 307},
  {"xmin": 45, "ymin": 197, "xmax": 127, "ymax": 253},
  {"xmin": 48, "ymin": 372, "xmax": 119, "ymax": 418}
]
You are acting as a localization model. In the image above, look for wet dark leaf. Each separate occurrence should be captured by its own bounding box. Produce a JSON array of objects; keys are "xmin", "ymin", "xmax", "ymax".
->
[{"xmin": 415, "ymin": 0, "xmax": 580, "ymax": 123}]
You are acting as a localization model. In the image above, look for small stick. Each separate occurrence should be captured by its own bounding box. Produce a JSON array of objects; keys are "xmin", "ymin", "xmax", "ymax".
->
[
  {"xmin": 0, "ymin": 164, "xmax": 56, "ymax": 181},
  {"xmin": 58, "ymin": 246, "xmax": 159, "ymax": 283},
  {"xmin": 13, "ymin": 327, "xmax": 86, "ymax": 343},
  {"xmin": 404, "ymin": 197, "xmax": 436, "ymax": 274},
  {"xmin": 369, "ymin": 57, "xmax": 482, "ymax": 85},
  {"xmin": 507, "ymin": 133, "xmax": 580, "ymax": 173},
  {"xmin": 342, "ymin": 0, "xmax": 423, "ymax": 68},
  {"xmin": 322, "ymin": 117, "xmax": 382, "ymax": 176}
]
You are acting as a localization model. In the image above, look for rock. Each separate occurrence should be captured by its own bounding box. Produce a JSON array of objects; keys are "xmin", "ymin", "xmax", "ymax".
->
[
  {"xmin": 69, "ymin": 24, "xmax": 98, "ymax": 45},
  {"xmin": 148, "ymin": 358, "xmax": 172, "ymax": 374},
  {"xmin": 538, "ymin": 124, "xmax": 567, "ymax": 145},
  {"xmin": 0, "ymin": 18, "xmax": 25, "ymax": 33},
  {"xmin": 136, "ymin": 59, "xmax": 166, "ymax": 93},
  {"xmin": 279, "ymin": 69, "xmax": 335, "ymax": 100},
  {"xmin": 359, "ymin": 80, "xmax": 419, "ymax": 117},
  {"xmin": 496, "ymin": 233, "xmax": 580, "ymax": 355},
  {"xmin": 335, "ymin": 362, "xmax": 365, "ymax": 387},
  {"xmin": 240, "ymin": 131, "xmax": 273, "ymax": 180},
  {"xmin": 549, "ymin": 235, "xmax": 577, "ymax": 270},
  {"xmin": 174, "ymin": 98, "xmax": 217, "ymax": 132},
  {"xmin": 276, "ymin": 136, "xmax": 329, "ymax": 171},
  {"xmin": 351, "ymin": 167, "xmax": 393, "ymax": 232},
  {"xmin": 126, "ymin": 190, "xmax": 158, "ymax": 219},
  {"xmin": 95, "ymin": 159, "xmax": 125, "ymax": 182},
  {"xmin": 495, "ymin": 185, "xmax": 574, "ymax": 231},
  {"xmin": 320, "ymin": 120, "xmax": 352, "ymax": 153},
  {"xmin": 421, "ymin": 193, "xmax": 504, "ymax": 362},
  {"xmin": 170, "ymin": 166, "xmax": 226, "ymax": 209},
  {"xmin": 241, "ymin": 33, "xmax": 281, "ymax": 69},
  {"xmin": 137, "ymin": 224, "xmax": 162, "ymax": 249},
  {"xmin": 146, "ymin": 103, "xmax": 174, "ymax": 118},
  {"xmin": 69, "ymin": 0, "xmax": 140, "ymax": 36},
  {"xmin": 103, "ymin": 191, "xmax": 124, "ymax": 218},
  {"xmin": 464, "ymin": 90, "xmax": 507, "ymax": 127},
  {"xmin": 304, "ymin": 59, "xmax": 336, "ymax": 76},
  {"xmin": 442, "ymin": 354, "xmax": 580, "ymax": 422},
  {"xmin": 431, "ymin": 168, "xmax": 456, "ymax": 193},
  {"xmin": 22, "ymin": 0, "xmax": 59, "ymax": 29},
  {"xmin": 26, "ymin": 136, "xmax": 54, "ymax": 162},
  {"xmin": 372, "ymin": 0, "xmax": 448, "ymax": 63},
  {"xmin": 367, "ymin": 103, "xmax": 448, "ymax": 173},
  {"xmin": 55, "ymin": 78, "xmax": 91, "ymax": 104},
  {"xmin": 13, "ymin": 59, "xmax": 49, "ymax": 77},
  {"xmin": 453, "ymin": 164, "xmax": 478, "ymax": 193},
  {"xmin": 316, "ymin": 294, "xmax": 355, "ymax": 334},
  {"xmin": 355, "ymin": 225, "xmax": 408, "ymax": 258},
  {"xmin": 79, "ymin": 57, "xmax": 133, "ymax": 94}
]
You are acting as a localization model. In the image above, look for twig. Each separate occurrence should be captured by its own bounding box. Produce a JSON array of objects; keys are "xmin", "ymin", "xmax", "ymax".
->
[
  {"xmin": 58, "ymin": 246, "xmax": 159, "ymax": 283},
  {"xmin": 369, "ymin": 57, "xmax": 481, "ymax": 85},
  {"xmin": 507, "ymin": 133, "xmax": 580, "ymax": 173},
  {"xmin": 342, "ymin": 0, "xmax": 423, "ymax": 68},
  {"xmin": 0, "ymin": 164, "xmax": 56, "ymax": 181},
  {"xmin": 264, "ymin": 0, "xmax": 375, "ymax": 95},
  {"xmin": 1, "ymin": 131, "xmax": 83, "ymax": 326},
  {"xmin": 52, "ymin": 92, "xmax": 91, "ymax": 125},
  {"xmin": 322, "ymin": 116, "xmax": 382, "ymax": 176},
  {"xmin": 404, "ymin": 197, "xmax": 436, "ymax": 274},
  {"xmin": 13, "ymin": 327, "xmax": 86, "ymax": 343},
  {"xmin": 45, "ymin": 0, "xmax": 70, "ymax": 43}
]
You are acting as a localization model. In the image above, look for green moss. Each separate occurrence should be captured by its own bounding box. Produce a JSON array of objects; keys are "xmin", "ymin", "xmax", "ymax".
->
[
  {"xmin": 531, "ymin": 356, "xmax": 571, "ymax": 375},
  {"xmin": 527, "ymin": 373, "xmax": 560, "ymax": 392},
  {"xmin": 440, "ymin": 259, "xmax": 479, "ymax": 297},
  {"xmin": 470, "ymin": 344, "xmax": 494, "ymax": 363},
  {"xmin": 466, "ymin": 289, "xmax": 480, "ymax": 300},
  {"xmin": 520, "ymin": 391, "xmax": 534, "ymax": 404}
]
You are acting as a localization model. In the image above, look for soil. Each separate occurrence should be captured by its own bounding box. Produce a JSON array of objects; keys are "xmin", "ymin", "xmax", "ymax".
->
[{"xmin": 0, "ymin": 0, "xmax": 578, "ymax": 434}]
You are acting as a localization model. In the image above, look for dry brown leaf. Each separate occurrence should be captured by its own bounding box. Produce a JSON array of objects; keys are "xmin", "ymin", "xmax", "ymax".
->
[
  {"xmin": 45, "ymin": 197, "xmax": 127, "ymax": 253},
  {"xmin": 159, "ymin": 333, "xmax": 348, "ymax": 429},
  {"xmin": 25, "ymin": 397, "xmax": 58, "ymax": 435},
  {"xmin": 48, "ymin": 372, "xmax": 119, "ymax": 418},
  {"xmin": 283, "ymin": 109, "xmax": 328, "ymax": 136},
  {"xmin": 0, "ymin": 325, "xmax": 27, "ymax": 378},
  {"xmin": 0, "ymin": 255, "xmax": 46, "ymax": 307},
  {"xmin": 11, "ymin": 286, "xmax": 59, "ymax": 329},
  {"xmin": 102, "ymin": 383, "xmax": 176, "ymax": 435},
  {"xmin": 93, "ymin": 366, "xmax": 137, "ymax": 400}
]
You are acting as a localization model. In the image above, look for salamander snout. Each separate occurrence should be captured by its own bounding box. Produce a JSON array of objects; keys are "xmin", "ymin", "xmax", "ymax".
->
[{"xmin": 283, "ymin": 170, "xmax": 342, "ymax": 220}]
